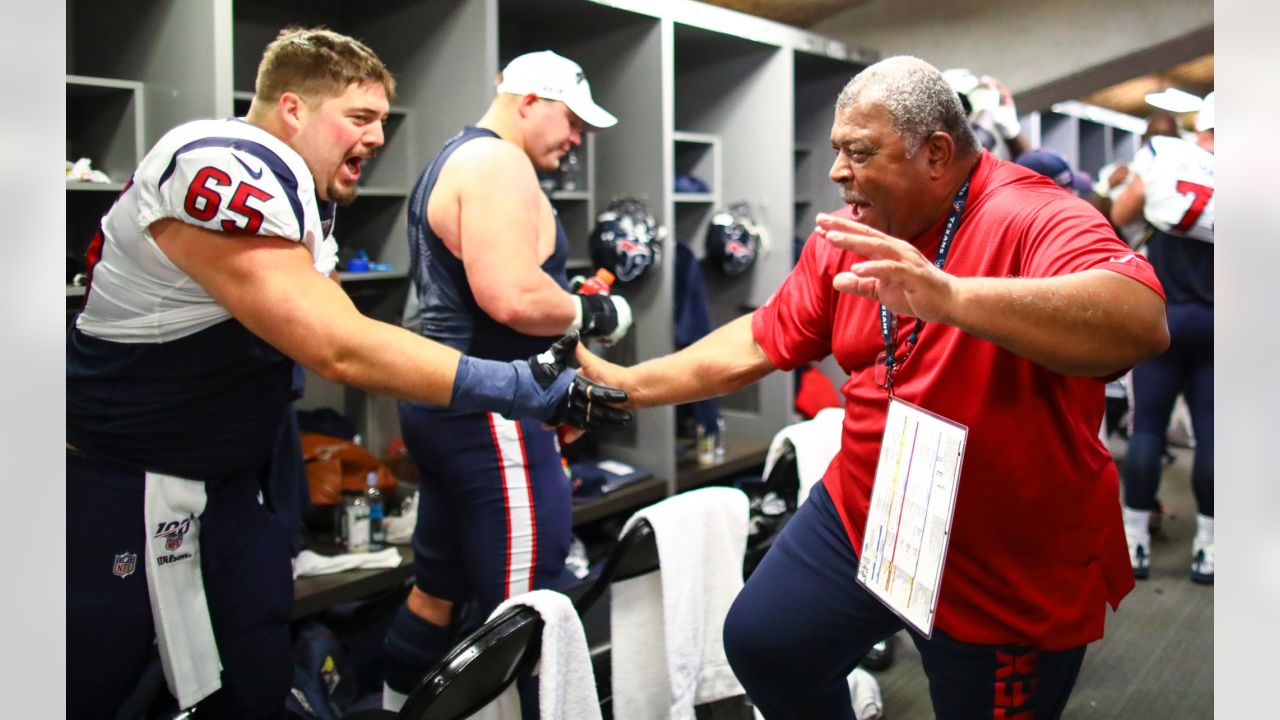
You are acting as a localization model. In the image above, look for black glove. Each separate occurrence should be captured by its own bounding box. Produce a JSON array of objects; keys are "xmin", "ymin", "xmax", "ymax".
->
[
  {"xmin": 578, "ymin": 294, "xmax": 633, "ymax": 345},
  {"xmin": 528, "ymin": 333, "xmax": 634, "ymax": 431},
  {"xmin": 551, "ymin": 374, "xmax": 634, "ymax": 431}
]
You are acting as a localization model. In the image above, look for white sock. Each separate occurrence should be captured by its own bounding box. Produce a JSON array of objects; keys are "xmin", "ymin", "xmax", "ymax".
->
[
  {"xmin": 383, "ymin": 683, "xmax": 409, "ymax": 712},
  {"xmin": 1196, "ymin": 513, "xmax": 1214, "ymax": 545},
  {"xmin": 1123, "ymin": 506, "xmax": 1151, "ymax": 541}
]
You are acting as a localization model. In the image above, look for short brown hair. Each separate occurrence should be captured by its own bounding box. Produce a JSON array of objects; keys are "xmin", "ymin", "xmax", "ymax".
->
[{"xmin": 255, "ymin": 26, "xmax": 396, "ymax": 105}]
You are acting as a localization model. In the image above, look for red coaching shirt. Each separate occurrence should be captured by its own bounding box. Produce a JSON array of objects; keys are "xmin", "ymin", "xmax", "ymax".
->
[{"xmin": 753, "ymin": 151, "xmax": 1165, "ymax": 649}]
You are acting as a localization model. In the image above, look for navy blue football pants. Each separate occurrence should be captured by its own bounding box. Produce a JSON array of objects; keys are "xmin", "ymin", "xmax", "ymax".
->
[
  {"xmin": 1123, "ymin": 302, "xmax": 1214, "ymax": 516},
  {"xmin": 724, "ymin": 482, "xmax": 1086, "ymax": 720},
  {"xmin": 385, "ymin": 404, "xmax": 572, "ymax": 698},
  {"xmin": 67, "ymin": 450, "xmax": 293, "ymax": 719}
]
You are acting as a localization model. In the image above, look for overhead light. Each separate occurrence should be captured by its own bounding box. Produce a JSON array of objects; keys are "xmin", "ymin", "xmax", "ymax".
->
[{"xmin": 1144, "ymin": 87, "xmax": 1203, "ymax": 113}]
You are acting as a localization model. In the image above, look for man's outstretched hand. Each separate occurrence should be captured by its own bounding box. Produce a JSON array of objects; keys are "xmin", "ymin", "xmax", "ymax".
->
[
  {"xmin": 816, "ymin": 213, "xmax": 960, "ymax": 326},
  {"xmin": 526, "ymin": 333, "xmax": 633, "ymax": 442}
]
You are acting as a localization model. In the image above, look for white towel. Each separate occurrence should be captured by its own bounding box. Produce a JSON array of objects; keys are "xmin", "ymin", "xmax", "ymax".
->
[
  {"xmin": 291, "ymin": 547, "xmax": 403, "ymax": 579},
  {"xmin": 611, "ymin": 487, "xmax": 749, "ymax": 720},
  {"xmin": 471, "ymin": 589, "xmax": 601, "ymax": 720},
  {"xmin": 611, "ymin": 572, "xmax": 669, "ymax": 718},
  {"xmin": 143, "ymin": 472, "xmax": 222, "ymax": 709},
  {"xmin": 761, "ymin": 407, "xmax": 843, "ymax": 507},
  {"xmin": 848, "ymin": 667, "xmax": 883, "ymax": 719}
]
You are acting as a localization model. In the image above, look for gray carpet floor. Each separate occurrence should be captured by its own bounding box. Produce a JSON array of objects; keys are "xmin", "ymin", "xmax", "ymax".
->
[{"xmin": 869, "ymin": 439, "xmax": 1213, "ymax": 719}]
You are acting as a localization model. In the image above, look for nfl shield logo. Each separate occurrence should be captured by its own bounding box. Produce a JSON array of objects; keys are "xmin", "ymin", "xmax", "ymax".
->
[
  {"xmin": 113, "ymin": 552, "xmax": 137, "ymax": 579},
  {"xmin": 165, "ymin": 531, "xmax": 184, "ymax": 551}
]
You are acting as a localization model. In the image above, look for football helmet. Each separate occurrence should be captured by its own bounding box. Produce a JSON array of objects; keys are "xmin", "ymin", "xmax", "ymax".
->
[
  {"xmin": 705, "ymin": 201, "xmax": 764, "ymax": 277},
  {"xmin": 589, "ymin": 197, "xmax": 665, "ymax": 283}
]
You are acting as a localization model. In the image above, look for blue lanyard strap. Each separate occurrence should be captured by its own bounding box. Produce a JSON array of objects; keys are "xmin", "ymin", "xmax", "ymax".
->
[{"xmin": 878, "ymin": 177, "xmax": 971, "ymax": 395}]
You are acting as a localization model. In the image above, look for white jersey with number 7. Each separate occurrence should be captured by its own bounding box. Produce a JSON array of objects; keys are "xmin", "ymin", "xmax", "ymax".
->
[{"xmin": 1129, "ymin": 134, "xmax": 1214, "ymax": 243}]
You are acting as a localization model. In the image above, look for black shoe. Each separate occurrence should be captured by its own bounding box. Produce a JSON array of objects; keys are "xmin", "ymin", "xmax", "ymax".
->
[{"xmin": 860, "ymin": 635, "xmax": 895, "ymax": 671}]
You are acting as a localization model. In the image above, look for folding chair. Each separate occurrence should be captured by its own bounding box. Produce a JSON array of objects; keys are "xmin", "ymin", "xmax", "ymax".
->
[
  {"xmin": 346, "ymin": 605, "xmax": 544, "ymax": 720},
  {"xmin": 573, "ymin": 491, "xmax": 754, "ymax": 719},
  {"xmin": 571, "ymin": 518, "xmax": 658, "ymax": 616},
  {"xmin": 743, "ymin": 442, "xmax": 800, "ymax": 578}
]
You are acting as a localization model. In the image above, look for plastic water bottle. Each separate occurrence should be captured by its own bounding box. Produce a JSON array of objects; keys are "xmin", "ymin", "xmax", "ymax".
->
[
  {"xmin": 696, "ymin": 417, "xmax": 722, "ymax": 465},
  {"xmin": 333, "ymin": 498, "xmax": 346, "ymax": 547},
  {"xmin": 343, "ymin": 489, "xmax": 371, "ymax": 554},
  {"xmin": 694, "ymin": 416, "xmax": 728, "ymax": 465},
  {"xmin": 366, "ymin": 471, "xmax": 385, "ymax": 551},
  {"xmin": 559, "ymin": 148, "xmax": 582, "ymax": 191},
  {"xmin": 575, "ymin": 268, "xmax": 615, "ymax": 296}
]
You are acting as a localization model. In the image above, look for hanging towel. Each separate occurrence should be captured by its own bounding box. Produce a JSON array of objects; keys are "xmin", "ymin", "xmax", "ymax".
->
[
  {"xmin": 611, "ymin": 571, "xmax": 669, "ymax": 718},
  {"xmin": 472, "ymin": 589, "xmax": 601, "ymax": 720},
  {"xmin": 762, "ymin": 407, "xmax": 844, "ymax": 507},
  {"xmin": 611, "ymin": 487, "xmax": 749, "ymax": 720},
  {"xmin": 143, "ymin": 472, "xmax": 222, "ymax": 709}
]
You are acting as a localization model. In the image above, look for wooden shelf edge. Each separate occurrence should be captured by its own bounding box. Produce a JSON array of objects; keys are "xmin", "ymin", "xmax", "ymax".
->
[
  {"xmin": 66, "ymin": 74, "xmax": 143, "ymax": 91},
  {"xmin": 674, "ymin": 192, "xmax": 717, "ymax": 203},
  {"xmin": 673, "ymin": 130, "xmax": 720, "ymax": 145},
  {"xmin": 337, "ymin": 270, "xmax": 408, "ymax": 282},
  {"xmin": 675, "ymin": 433, "xmax": 773, "ymax": 492},
  {"xmin": 354, "ymin": 187, "xmax": 409, "ymax": 198},
  {"xmin": 571, "ymin": 476, "xmax": 669, "ymax": 527},
  {"xmin": 67, "ymin": 181, "xmax": 125, "ymax": 192}
]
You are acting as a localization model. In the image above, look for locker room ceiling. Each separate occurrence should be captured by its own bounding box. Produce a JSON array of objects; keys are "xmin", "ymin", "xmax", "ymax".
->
[
  {"xmin": 705, "ymin": 0, "xmax": 1213, "ymax": 121},
  {"xmin": 1077, "ymin": 53, "xmax": 1214, "ymax": 119}
]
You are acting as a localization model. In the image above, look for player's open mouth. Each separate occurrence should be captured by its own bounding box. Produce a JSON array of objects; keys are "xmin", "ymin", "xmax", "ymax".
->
[
  {"xmin": 341, "ymin": 156, "xmax": 365, "ymax": 181},
  {"xmin": 850, "ymin": 202, "xmax": 870, "ymax": 221}
]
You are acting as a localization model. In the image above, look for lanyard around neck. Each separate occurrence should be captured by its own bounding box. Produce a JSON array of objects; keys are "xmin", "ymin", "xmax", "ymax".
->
[{"xmin": 878, "ymin": 177, "xmax": 971, "ymax": 396}]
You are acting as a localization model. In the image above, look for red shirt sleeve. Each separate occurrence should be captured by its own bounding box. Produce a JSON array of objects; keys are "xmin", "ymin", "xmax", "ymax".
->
[
  {"xmin": 751, "ymin": 225, "xmax": 845, "ymax": 371},
  {"xmin": 1019, "ymin": 193, "xmax": 1166, "ymax": 301}
]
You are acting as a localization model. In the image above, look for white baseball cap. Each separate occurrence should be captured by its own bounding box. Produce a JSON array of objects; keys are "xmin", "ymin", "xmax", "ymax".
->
[
  {"xmin": 1195, "ymin": 91, "xmax": 1215, "ymax": 132},
  {"xmin": 941, "ymin": 68, "xmax": 980, "ymax": 96},
  {"xmin": 497, "ymin": 50, "xmax": 617, "ymax": 129}
]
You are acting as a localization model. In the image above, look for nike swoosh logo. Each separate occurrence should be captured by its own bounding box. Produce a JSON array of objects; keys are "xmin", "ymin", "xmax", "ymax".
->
[{"xmin": 233, "ymin": 153, "xmax": 264, "ymax": 180}]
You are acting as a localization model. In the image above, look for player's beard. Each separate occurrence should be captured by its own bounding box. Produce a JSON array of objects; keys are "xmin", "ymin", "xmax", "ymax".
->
[
  {"xmin": 329, "ymin": 180, "xmax": 359, "ymax": 207},
  {"xmin": 329, "ymin": 151, "xmax": 374, "ymax": 206}
]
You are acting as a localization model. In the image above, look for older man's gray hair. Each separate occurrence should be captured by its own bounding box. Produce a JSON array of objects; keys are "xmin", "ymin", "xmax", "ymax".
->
[{"xmin": 836, "ymin": 56, "xmax": 979, "ymax": 158}]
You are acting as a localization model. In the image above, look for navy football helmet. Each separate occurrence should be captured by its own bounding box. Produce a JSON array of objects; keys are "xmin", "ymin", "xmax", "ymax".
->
[
  {"xmin": 589, "ymin": 197, "xmax": 665, "ymax": 283},
  {"xmin": 705, "ymin": 202, "xmax": 763, "ymax": 277}
]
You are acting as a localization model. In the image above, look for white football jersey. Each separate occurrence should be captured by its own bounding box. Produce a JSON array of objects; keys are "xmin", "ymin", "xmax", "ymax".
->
[
  {"xmin": 1129, "ymin": 135, "xmax": 1215, "ymax": 243},
  {"xmin": 77, "ymin": 118, "xmax": 339, "ymax": 343}
]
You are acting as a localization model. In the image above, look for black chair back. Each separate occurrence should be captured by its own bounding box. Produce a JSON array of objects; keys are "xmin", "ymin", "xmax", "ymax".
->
[
  {"xmin": 744, "ymin": 442, "xmax": 800, "ymax": 578},
  {"xmin": 398, "ymin": 605, "xmax": 545, "ymax": 720},
  {"xmin": 572, "ymin": 519, "xmax": 658, "ymax": 615},
  {"xmin": 763, "ymin": 442, "xmax": 800, "ymax": 502}
]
